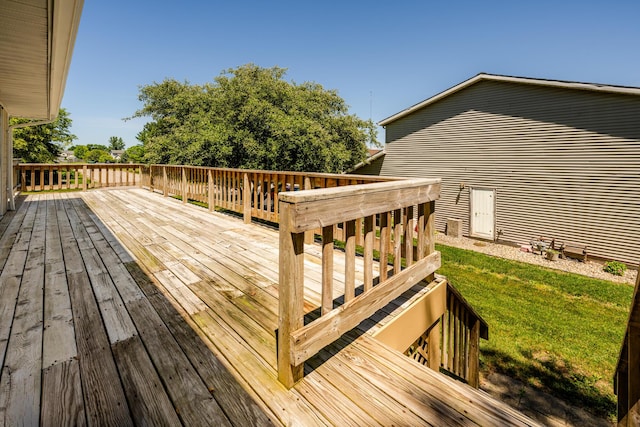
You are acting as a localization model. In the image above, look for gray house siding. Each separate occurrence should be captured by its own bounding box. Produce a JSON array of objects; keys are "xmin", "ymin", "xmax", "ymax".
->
[{"xmin": 368, "ymin": 79, "xmax": 640, "ymax": 264}]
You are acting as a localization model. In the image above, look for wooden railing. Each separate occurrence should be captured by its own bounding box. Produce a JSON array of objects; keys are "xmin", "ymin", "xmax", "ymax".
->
[
  {"xmin": 277, "ymin": 178, "xmax": 442, "ymax": 387},
  {"xmin": 16, "ymin": 163, "xmax": 142, "ymax": 191},
  {"xmin": 15, "ymin": 162, "xmax": 486, "ymax": 390},
  {"xmin": 142, "ymin": 164, "xmax": 397, "ymax": 225},
  {"xmin": 615, "ymin": 270, "xmax": 640, "ymax": 426},
  {"xmin": 374, "ymin": 278, "xmax": 488, "ymax": 388},
  {"xmin": 440, "ymin": 282, "xmax": 488, "ymax": 387}
]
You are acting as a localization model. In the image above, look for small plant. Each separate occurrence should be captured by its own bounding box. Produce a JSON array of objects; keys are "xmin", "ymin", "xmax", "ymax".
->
[
  {"xmin": 546, "ymin": 248, "xmax": 559, "ymax": 261},
  {"xmin": 603, "ymin": 261, "xmax": 627, "ymax": 276}
]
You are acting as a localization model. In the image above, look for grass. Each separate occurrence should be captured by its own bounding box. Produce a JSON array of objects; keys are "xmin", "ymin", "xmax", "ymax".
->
[{"xmin": 436, "ymin": 243, "xmax": 633, "ymax": 419}]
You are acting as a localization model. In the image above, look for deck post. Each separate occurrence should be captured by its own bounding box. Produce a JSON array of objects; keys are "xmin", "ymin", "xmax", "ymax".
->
[
  {"xmin": 618, "ymin": 367, "xmax": 629, "ymax": 426},
  {"xmin": 182, "ymin": 166, "xmax": 187, "ymax": 204},
  {"xmin": 629, "ymin": 322, "xmax": 640, "ymax": 426},
  {"xmin": 467, "ymin": 318, "xmax": 480, "ymax": 388},
  {"xmin": 425, "ymin": 201, "xmax": 436, "ymax": 282},
  {"xmin": 427, "ymin": 319, "xmax": 442, "ymax": 374},
  {"xmin": 278, "ymin": 201, "xmax": 305, "ymax": 388},
  {"xmin": 303, "ymin": 176, "xmax": 313, "ymax": 244},
  {"xmin": 243, "ymin": 172, "xmax": 251, "ymax": 224},
  {"xmin": 208, "ymin": 169, "xmax": 214, "ymax": 212},
  {"xmin": 163, "ymin": 166, "xmax": 168, "ymax": 197},
  {"xmin": 82, "ymin": 165, "xmax": 87, "ymax": 191}
]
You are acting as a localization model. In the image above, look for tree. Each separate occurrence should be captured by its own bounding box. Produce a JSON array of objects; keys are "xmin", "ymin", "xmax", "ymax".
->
[
  {"xmin": 87, "ymin": 144, "xmax": 108, "ymax": 152},
  {"xmin": 73, "ymin": 145, "xmax": 88, "ymax": 160},
  {"xmin": 130, "ymin": 64, "xmax": 377, "ymax": 172},
  {"xmin": 108, "ymin": 136, "xmax": 125, "ymax": 151},
  {"xmin": 11, "ymin": 108, "xmax": 77, "ymax": 162},
  {"xmin": 121, "ymin": 145, "xmax": 145, "ymax": 163},
  {"xmin": 85, "ymin": 149, "xmax": 113, "ymax": 163}
]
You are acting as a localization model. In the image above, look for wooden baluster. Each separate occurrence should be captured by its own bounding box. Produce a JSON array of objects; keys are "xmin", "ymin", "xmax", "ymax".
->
[
  {"xmin": 181, "ymin": 167, "xmax": 187, "ymax": 204},
  {"xmin": 322, "ymin": 226, "xmax": 334, "ymax": 315},
  {"xmin": 425, "ymin": 201, "xmax": 435, "ymax": 281},
  {"xmin": 363, "ymin": 215, "xmax": 374, "ymax": 292},
  {"xmin": 303, "ymin": 176, "xmax": 313, "ymax": 244},
  {"xmin": 355, "ymin": 217, "xmax": 363, "ymax": 247},
  {"xmin": 163, "ymin": 166, "xmax": 168, "ymax": 196},
  {"xmin": 379, "ymin": 212, "xmax": 390, "ymax": 281},
  {"xmin": 404, "ymin": 205, "xmax": 414, "ymax": 267},
  {"xmin": 417, "ymin": 203, "xmax": 426, "ymax": 259},
  {"xmin": 258, "ymin": 173, "xmax": 264, "ymax": 219},
  {"xmin": 208, "ymin": 169, "xmax": 214, "ymax": 212},
  {"xmin": 344, "ymin": 219, "xmax": 356, "ymax": 302},
  {"xmin": 243, "ymin": 173, "xmax": 251, "ymax": 223},
  {"xmin": 48, "ymin": 166, "xmax": 53, "ymax": 191},
  {"xmin": 393, "ymin": 209, "xmax": 402, "ymax": 275}
]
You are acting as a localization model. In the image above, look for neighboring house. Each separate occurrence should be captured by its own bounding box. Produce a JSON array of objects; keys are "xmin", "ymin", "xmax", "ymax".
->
[
  {"xmin": 352, "ymin": 149, "xmax": 386, "ymax": 175},
  {"xmin": 0, "ymin": 0, "xmax": 83, "ymax": 215},
  {"xmin": 58, "ymin": 150, "xmax": 77, "ymax": 163},
  {"xmin": 110, "ymin": 150, "xmax": 125, "ymax": 161},
  {"xmin": 352, "ymin": 73, "xmax": 640, "ymax": 264}
]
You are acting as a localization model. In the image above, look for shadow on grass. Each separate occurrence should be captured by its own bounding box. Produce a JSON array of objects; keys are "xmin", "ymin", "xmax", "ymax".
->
[{"xmin": 481, "ymin": 347, "xmax": 615, "ymax": 419}]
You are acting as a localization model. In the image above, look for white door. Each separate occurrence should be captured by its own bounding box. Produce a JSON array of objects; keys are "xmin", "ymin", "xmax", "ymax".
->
[{"xmin": 470, "ymin": 188, "xmax": 495, "ymax": 240}]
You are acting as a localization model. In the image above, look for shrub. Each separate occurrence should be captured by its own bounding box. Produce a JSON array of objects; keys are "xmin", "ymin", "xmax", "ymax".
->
[{"xmin": 603, "ymin": 261, "xmax": 627, "ymax": 276}]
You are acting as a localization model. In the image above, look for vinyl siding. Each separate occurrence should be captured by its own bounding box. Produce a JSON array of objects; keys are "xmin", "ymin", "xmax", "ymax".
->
[{"xmin": 372, "ymin": 80, "xmax": 640, "ymax": 264}]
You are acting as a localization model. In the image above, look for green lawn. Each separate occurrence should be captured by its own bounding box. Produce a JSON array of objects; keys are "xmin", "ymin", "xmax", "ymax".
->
[{"xmin": 436, "ymin": 243, "xmax": 633, "ymax": 419}]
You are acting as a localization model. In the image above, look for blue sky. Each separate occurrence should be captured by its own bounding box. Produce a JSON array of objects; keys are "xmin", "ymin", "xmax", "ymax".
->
[{"xmin": 62, "ymin": 0, "xmax": 640, "ymax": 148}]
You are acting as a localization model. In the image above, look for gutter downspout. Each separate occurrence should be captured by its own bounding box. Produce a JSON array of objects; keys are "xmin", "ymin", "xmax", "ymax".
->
[{"xmin": 7, "ymin": 118, "xmax": 56, "ymax": 210}]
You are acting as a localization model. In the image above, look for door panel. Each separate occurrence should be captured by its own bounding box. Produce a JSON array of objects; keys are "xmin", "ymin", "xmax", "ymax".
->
[{"xmin": 470, "ymin": 188, "xmax": 495, "ymax": 240}]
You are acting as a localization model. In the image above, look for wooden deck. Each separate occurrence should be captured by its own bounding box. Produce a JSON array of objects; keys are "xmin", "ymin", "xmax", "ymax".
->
[{"xmin": 0, "ymin": 188, "xmax": 540, "ymax": 426}]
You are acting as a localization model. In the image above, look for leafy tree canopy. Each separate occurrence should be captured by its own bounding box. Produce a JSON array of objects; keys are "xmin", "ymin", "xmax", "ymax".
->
[
  {"xmin": 121, "ymin": 145, "xmax": 145, "ymax": 163},
  {"xmin": 73, "ymin": 145, "xmax": 88, "ymax": 159},
  {"xmin": 130, "ymin": 64, "xmax": 376, "ymax": 173},
  {"xmin": 108, "ymin": 136, "xmax": 125, "ymax": 151},
  {"xmin": 11, "ymin": 108, "xmax": 77, "ymax": 163},
  {"xmin": 85, "ymin": 149, "xmax": 113, "ymax": 163}
]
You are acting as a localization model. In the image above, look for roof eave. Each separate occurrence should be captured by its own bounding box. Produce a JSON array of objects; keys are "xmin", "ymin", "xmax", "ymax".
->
[
  {"xmin": 48, "ymin": 0, "xmax": 84, "ymax": 120},
  {"xmin": 379, "ymin": 73, "xmax": 640, "ymax": 127}
]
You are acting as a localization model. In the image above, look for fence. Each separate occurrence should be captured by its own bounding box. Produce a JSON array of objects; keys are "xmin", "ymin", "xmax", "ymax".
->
[{"xmin": 16, "ymin": 163, "xmax": 142, "ymax": 191}]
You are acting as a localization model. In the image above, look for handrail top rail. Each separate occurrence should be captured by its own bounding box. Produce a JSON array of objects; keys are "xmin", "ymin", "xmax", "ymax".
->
[
  {"xmin": 18, "ymin": 163, "xmax": 408, "ymax": 183},
  {"xmin": 280, "ymin": 178, "xmax": 441, "ymax": 233},
  {"xmin": 147, "ymin": 164, "xmax": 404, "ymax": 181},
  {"xmin": 18, "ymin": 163, "xmax": 142, "ymax": 166},
  {"xmin": 279, "ymin": 177, "xmax": 441, "ymax": 204}
]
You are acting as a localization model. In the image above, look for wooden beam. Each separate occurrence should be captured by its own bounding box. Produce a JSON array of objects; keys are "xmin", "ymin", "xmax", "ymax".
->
[
  {"xmin": 344, "ymin": 220, "xmax": 356, "ymax": 302},
  {"xmin": 181, "ymin": 167, "xmax": 187, "ymax": 204},
  {"xmin": 629, "ymin": 321, "xmax": 640, "ymax": 426},
  {"xmin": 363, "ymin": 215, "xmax": 374, "ymax": 292},
  {"xmin": 468, "ymin": 318, "xmax": 481, "ymax": 388},
  {"xmin": 372, "ymin": 279, "xmax": 446, "ymax": 352},
  {"xmin": 280, "ymin": 179, "xmax": 441, "ymax": 233},
  {"xmin": 321, "ymin": 226, "xmax": 334, "ymax": 315},
  {"xmin": 277, "ymin": 202, "xmax": 305, "ymax": 388}
]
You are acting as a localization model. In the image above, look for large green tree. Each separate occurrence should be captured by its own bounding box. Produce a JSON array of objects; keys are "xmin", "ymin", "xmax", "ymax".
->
[
  {"xmin": 130, "ymin": 64, "xmax": 376, "ymax": 172},
  {"xmin": 108, "ymin": 136, "xmax": 125, "ymax": 150},
  {"xmin": 11, "ymin": 108, "xmax": 77, "ymax": 163}
]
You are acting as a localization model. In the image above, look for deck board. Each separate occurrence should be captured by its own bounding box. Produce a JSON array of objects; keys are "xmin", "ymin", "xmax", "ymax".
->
[{"xmin": 0, "ymin": 189, "xmax": 542, "ymax": 426}]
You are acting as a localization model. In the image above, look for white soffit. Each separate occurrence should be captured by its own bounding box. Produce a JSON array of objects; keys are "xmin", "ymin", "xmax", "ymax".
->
[{"xmin": 0, "ymin": 0, "xmax": 83, "ymax": 119}]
